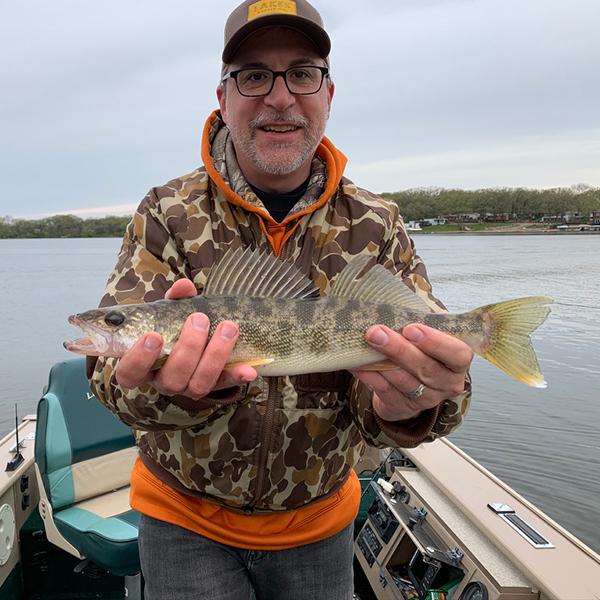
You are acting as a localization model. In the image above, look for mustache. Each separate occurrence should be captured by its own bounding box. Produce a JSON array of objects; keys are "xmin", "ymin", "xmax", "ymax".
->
[{"xmin": 250, "ymin": 113, "xmax": 309, "ymax": 129}]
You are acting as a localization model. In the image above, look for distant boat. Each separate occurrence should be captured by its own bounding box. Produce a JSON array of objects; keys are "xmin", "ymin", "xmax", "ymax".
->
[{"xmin": 406, "ymin": 222, "xmax": 422, "ymax": 232}]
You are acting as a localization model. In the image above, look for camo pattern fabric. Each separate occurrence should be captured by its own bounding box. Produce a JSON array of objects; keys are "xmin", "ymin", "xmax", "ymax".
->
[{"xmin": 89, "ymin": 114, "xmax": 471, "ymax": 512}]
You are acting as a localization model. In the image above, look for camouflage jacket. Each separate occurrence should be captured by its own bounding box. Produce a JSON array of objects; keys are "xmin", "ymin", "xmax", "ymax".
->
[{"xmin": 89, "ymin": 111, "xmax": 470, "ymax": 512}]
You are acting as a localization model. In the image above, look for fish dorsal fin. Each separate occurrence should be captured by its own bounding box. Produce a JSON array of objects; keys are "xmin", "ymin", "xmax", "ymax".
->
[
  {"xmin": 203, "ymin": 247, "xmax": 319, "ymax": 299},
  {"xmin": 330, "ymin": 256, "xmax": 432, "ymax": 312}
]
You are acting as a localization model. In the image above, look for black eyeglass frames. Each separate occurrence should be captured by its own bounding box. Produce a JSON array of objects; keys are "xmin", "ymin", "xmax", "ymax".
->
[{"xmin": 221, "ymin": 65, "xmax": 329, "ymax": 97}]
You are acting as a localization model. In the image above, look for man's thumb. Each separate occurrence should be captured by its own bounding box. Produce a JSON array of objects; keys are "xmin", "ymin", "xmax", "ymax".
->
[{"xmin": 165, "ymin": 278, "xmax": 197, "ymax": 300}]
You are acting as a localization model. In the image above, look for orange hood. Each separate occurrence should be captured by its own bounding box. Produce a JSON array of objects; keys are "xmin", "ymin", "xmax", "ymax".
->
[{"xmin": 201, "ymin": 110, "xmax": 348, "ymax": 255}]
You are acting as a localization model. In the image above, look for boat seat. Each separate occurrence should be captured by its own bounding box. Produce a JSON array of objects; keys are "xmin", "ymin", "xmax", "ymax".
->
[{"xmin": 34, "ymin": 358, "xmax": 140, "ymax": 576}]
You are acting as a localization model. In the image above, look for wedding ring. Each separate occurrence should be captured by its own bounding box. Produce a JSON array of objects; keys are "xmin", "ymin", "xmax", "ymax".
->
[{"xmin": 404, "ymin": 383, "xmax": 426, "ymax": 399}]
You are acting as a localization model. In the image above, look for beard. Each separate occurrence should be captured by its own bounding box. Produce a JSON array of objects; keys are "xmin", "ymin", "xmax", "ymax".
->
[{"xmin": 228, "ymin": 111, "xmax": 328, "ymax": 176}]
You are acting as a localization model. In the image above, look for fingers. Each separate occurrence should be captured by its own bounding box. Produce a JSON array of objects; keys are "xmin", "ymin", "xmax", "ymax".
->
[
  {"xmin": 165, "ymin": 278, "xmax": 198, "ymax": 300},
  {"xmin": 353, "ymin": 368, "xmax": 423, "ymax": 399},
  {"xmin": 365, "ymin": 325, "xmax": 447, "ymax": 390},
  {"xmin": 359, "ymin": 324, "xmax": 472, "ymax": 423},
  {"xmin": 351, "ymin": 367, "xmax": 445, "ymax": 421},
  {"xmin": 212, "ymin": 364, "xmax": 258, "ymax": 392},
  {"xmin": 402, "ymin": 324, "xmax": 474, "ymax": 373},
  {"xmin": 185, "ymin": 321, "xmax": 245, "ymax": 397},
  {"xmin": 116, "ymin": 332, "xmax": 164, "ymax": 389},
  {"xmin": 116, "ymin": 310, "xmax": 257, "ymax": 398},
  {"xmin": 153, "ymin": 313, "xmax": 210, "ymax": 393},
  {"xmin": 153, "ymin": 318, "xmax": 257, "ymax": 398},
  {"xmin": 365, "ymin": 325, "xmax": 471, "ymax": 397}
]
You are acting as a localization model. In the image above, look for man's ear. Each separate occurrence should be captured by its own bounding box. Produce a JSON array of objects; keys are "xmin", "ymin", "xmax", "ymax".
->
[
  {"xmin": 217, "ymin": 84, "xmax": 227, "ymax": 123},
  {"xmin": 326, "ymin": 80, "xmax": 335, "ymax": 115}
]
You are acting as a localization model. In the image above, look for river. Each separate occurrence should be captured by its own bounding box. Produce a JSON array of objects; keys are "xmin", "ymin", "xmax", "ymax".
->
[{"xmin": 1, "ymin": 235, "xmax": 598, "ymax": 552}]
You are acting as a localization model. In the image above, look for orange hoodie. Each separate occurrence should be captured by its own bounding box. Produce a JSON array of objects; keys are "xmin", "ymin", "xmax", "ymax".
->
[
  {"xmin": 129, "ymin": 111, "xmax": 361, "ymax": 550},
  {"xmin": 201, "ymin": 110, "xmax": 348, "ymax": 256}
]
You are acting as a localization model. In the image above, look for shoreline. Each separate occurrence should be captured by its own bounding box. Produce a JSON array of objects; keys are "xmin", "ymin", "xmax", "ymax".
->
[
  {"xmin": 414, "ymin": 230, "xmax": 600, "ymax": 235},
  {"xmin": 2, "ymin": 226, "xmax": 600, "ymax": 241}
]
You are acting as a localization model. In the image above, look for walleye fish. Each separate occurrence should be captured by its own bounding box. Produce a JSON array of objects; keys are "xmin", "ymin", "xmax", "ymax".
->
[{"xmin": 65, "ymin": 247, "xmax": 553, "ymax": 387}]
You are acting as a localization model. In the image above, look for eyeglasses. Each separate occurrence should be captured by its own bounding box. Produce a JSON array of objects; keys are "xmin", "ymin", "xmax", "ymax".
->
[{"xmin": 221, "ymin": 65, "xmax": 329, "ymax": 97}]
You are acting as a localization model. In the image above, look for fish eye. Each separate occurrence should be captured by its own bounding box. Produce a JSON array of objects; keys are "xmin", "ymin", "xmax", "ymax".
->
[{"xmin": 104, "ymin": 311, "xmax": 126, "ymax": 327}]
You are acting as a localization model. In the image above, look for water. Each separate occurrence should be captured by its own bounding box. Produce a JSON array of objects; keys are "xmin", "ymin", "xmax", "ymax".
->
[
  {"xmin": 1, "ymin": 238, "xmax": 123, "ymax": 426},
  {"xmin": 417, "ymin": 235, "xmax": 600, "ymax": 555},
  {"xmin": 0, "ymin": 235, "xmax": 599, "ymax": 553}
]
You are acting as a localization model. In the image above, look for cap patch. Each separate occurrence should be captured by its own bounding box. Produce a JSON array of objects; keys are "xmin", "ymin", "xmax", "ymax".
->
[{"xmin": 248, "ymin": 0, "xmax": 297, "ymax": 21}]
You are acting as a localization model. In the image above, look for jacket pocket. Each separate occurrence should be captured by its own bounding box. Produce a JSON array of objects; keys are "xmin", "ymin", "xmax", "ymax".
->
[{"xmin": 292, "ymin": 371, "xmax": 353, "ymax": 410}]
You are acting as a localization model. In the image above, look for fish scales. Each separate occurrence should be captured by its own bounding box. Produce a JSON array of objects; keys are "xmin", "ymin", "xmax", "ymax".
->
[
  {"xmin": 202, "ymin": 297, "xmax": 390, "ymax": 375},
  {"xmin": 202, "ymin": 297, "xmax": 482, "ymax": 376}
]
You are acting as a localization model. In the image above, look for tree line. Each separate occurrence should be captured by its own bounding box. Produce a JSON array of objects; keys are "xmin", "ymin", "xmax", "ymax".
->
[
  {"xmin": 2, "ymin": 187, "xmax": 599, "ymax": 238},
  {"xmin": 381, "ymin": 186, "xmax": 600, "ymax": 222},
  {"xmin": 0, "ymin": 214, "xmax": 131, "ymax": 239}
]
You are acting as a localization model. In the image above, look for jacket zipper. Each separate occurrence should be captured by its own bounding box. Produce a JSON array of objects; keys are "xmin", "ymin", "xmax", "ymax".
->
[{"xmin": 252, "ymin": 378, "xmax": 278, "ymax": 508}]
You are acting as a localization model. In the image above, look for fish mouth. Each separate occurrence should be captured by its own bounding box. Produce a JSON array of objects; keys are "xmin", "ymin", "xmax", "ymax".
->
[{"xmin": 64, "ymin": 315, "xmax": 112, "ymax": 356}]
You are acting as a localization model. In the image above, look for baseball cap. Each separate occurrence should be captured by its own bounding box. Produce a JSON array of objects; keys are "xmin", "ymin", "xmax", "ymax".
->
[{"xmin": 223, "ymin": 0, "xmax": 331, "ymax": 63}]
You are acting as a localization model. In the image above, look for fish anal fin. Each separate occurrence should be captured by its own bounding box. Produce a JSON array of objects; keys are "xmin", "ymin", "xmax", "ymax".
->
[{"xmin": 225, "ymin": 358, "xmax": 275, "ymax": 369}]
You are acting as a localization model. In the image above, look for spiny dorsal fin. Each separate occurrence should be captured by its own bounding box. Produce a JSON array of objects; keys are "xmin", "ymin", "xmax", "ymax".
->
[
  {"xmin": 330, "ymin": 256, "xmax": 431, "ymax": 312},
  {"xmin": 203, "ymin": 247, "xmax": 319, "ymax": 299}
]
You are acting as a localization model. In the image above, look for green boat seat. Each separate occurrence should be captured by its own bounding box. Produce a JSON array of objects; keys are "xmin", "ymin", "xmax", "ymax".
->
[{"xmin": 34, "ymin": 358, "xmax": 140, "ymax": 576}]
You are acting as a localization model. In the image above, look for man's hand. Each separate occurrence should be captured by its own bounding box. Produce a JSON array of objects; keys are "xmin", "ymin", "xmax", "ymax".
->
[
  {"xmin": 115, "ymin": 278, "xmax": 257, "ymax": 397},
  {"xmin": 352, "ymin": 324, "xmax": 473, "ymax": 422}
]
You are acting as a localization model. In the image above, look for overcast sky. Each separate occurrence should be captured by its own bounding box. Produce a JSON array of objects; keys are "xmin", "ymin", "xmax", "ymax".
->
[{"xmin": 1, "ymin": 0, "xmax": 599, "ymax": 218}]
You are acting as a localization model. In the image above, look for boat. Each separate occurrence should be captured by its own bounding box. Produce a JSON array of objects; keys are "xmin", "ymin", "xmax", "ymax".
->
[
  {"xmin": 1, "ymin": 358, "xmax": 599, "ymax": 599},
  {"xmin": 405, "ymin": 222, "xmax": 423, "ymax": 233}
]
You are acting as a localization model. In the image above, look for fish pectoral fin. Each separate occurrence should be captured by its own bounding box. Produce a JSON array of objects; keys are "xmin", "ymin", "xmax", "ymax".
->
[
  {"xmin": 224, "ymin": 358, "xmax": 275, "ymax": 369},
  {"xmin": 355, "ymin": 359, "xmax": 398, "ymax": 372}
]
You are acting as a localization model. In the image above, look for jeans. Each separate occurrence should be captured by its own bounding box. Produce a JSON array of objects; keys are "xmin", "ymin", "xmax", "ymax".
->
[{"xmin": 138, "ymin": 514, "xmax": 354, "ymax": 600}]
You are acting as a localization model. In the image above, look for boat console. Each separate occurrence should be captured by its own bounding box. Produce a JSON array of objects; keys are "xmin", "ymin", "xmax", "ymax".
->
[{"xmin": 354, "ymin": 441, "xmax": 600, "ymax": 600}]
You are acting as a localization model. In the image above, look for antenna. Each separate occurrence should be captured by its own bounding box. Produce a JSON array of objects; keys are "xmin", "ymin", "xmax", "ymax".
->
[{"xmin": 5, "ymin": 404, "xmax": 24, "ymax": 472}]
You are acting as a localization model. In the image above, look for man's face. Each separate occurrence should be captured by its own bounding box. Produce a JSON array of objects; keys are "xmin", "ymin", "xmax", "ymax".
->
[{"xmin": 217, "ymin": 27, "xmax": 334, "ymax": 185}]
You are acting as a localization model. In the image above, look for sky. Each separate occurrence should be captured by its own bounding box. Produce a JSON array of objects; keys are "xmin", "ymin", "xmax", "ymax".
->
[{"xmin": 1, "ymin": 0, "xmax": 599, "ymax": 219}]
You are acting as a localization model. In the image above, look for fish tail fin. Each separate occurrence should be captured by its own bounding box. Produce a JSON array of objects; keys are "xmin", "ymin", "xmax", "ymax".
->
[{"xmin": 477, "ymin": 296, "xmax": 552, "ymax": 388}]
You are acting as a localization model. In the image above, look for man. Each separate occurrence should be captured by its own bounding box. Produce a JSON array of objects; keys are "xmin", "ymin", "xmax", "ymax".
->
[{"xmin": 89, "ymin": 1, "xmax": 473, "ymax": 598}]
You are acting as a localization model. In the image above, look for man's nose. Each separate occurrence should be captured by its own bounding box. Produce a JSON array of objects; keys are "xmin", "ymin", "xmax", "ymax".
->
[{"xmin": 263, "ymin": 74, "xmax": 295, "ymax": 111}]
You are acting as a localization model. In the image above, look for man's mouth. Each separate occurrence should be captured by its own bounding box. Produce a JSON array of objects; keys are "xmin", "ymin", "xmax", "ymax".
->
[{"xmin": 259, "ymin": 124, "xmax": 301, "ymax": 133}]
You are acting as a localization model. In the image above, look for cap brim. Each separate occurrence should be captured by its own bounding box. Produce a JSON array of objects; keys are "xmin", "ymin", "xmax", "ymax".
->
[{"xmin": 222, "ymin": 15, "xmax": 331, "ymax": 63}]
